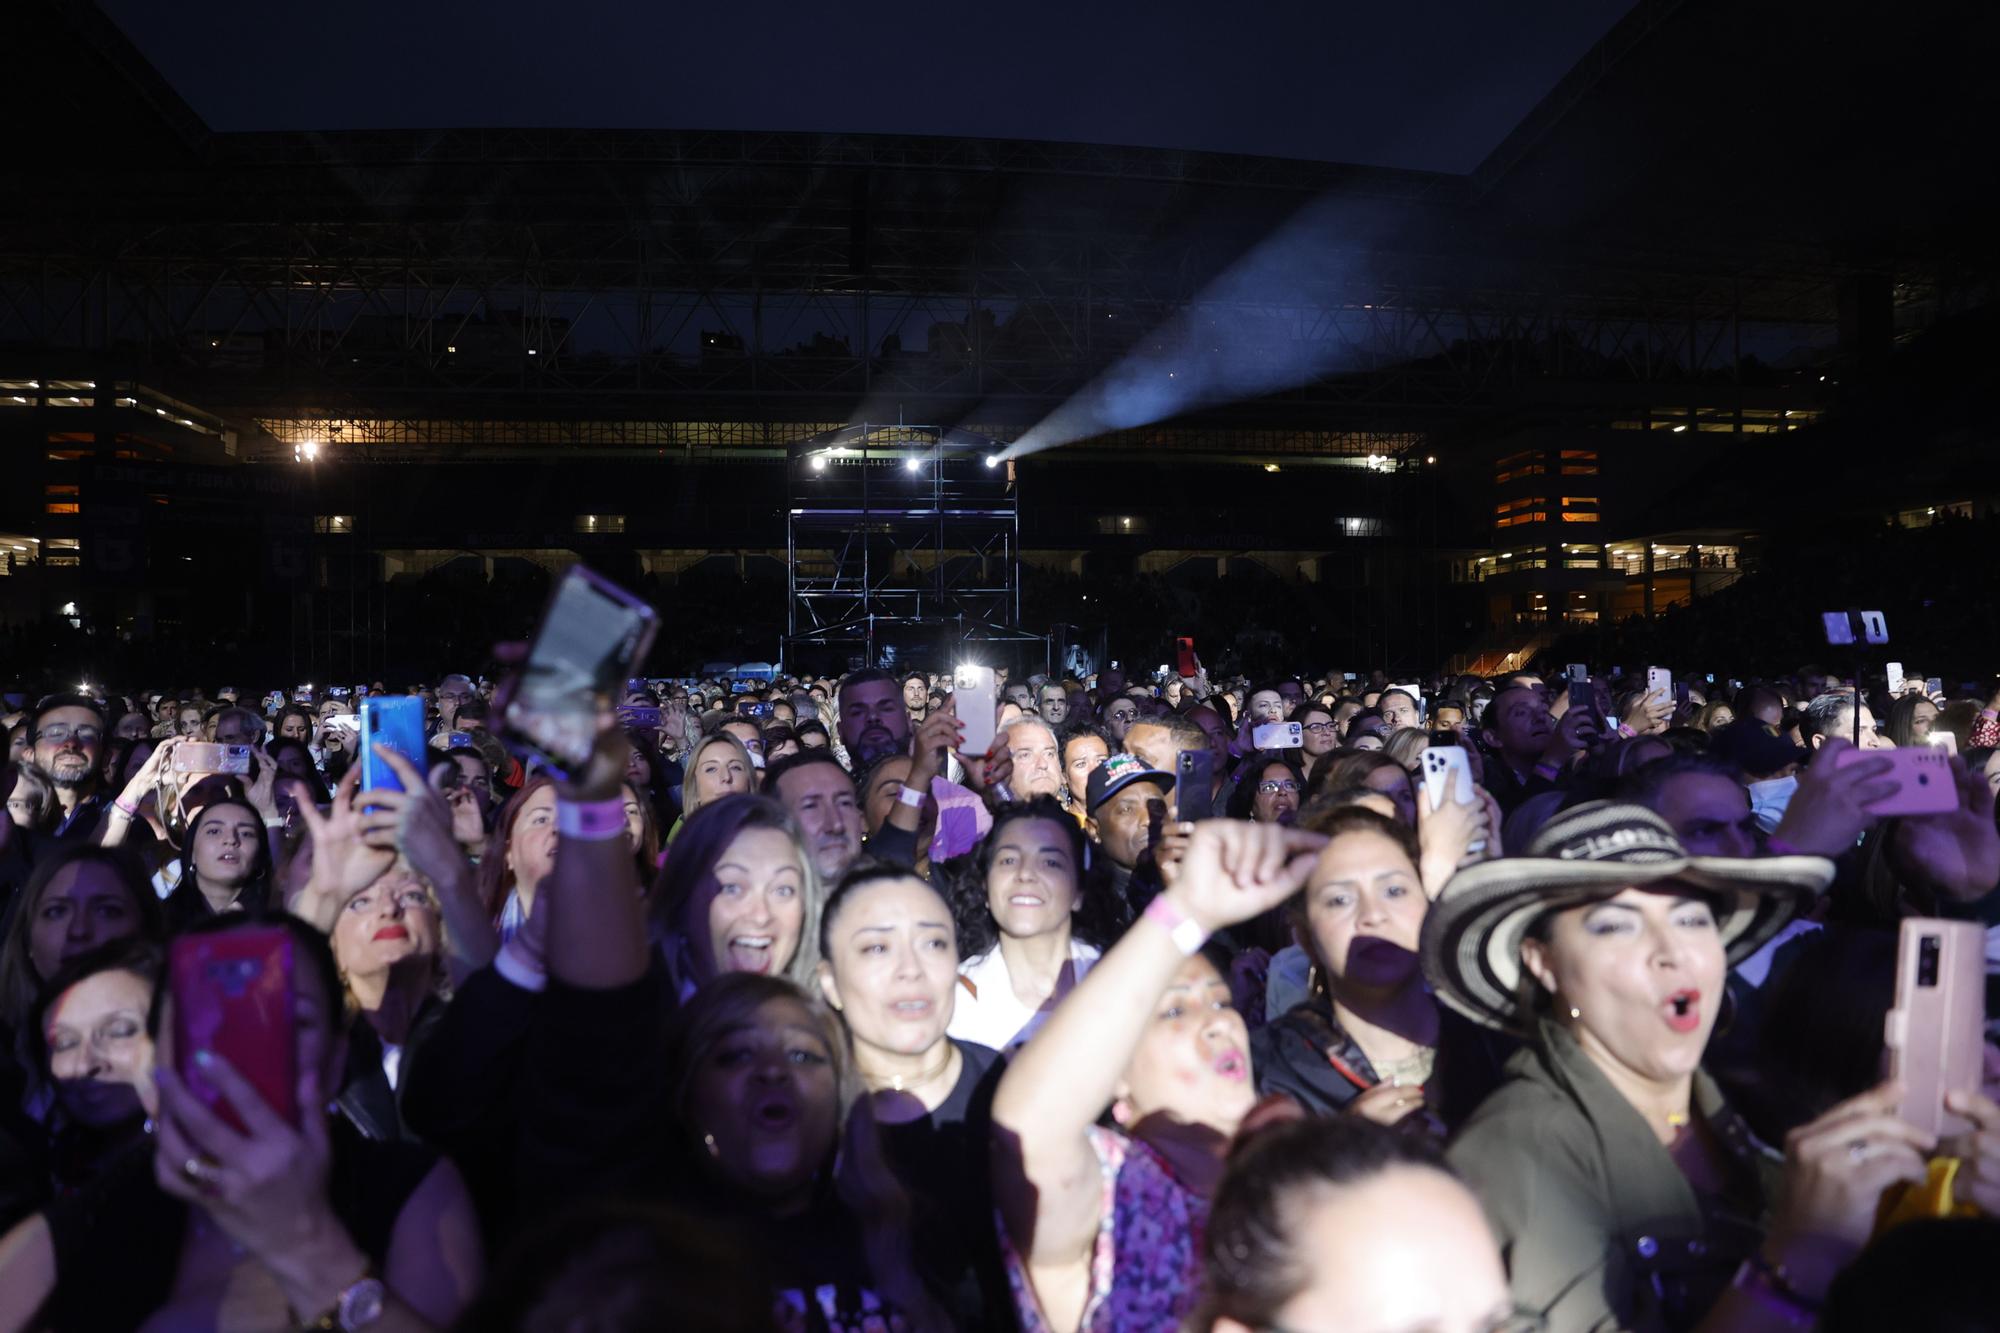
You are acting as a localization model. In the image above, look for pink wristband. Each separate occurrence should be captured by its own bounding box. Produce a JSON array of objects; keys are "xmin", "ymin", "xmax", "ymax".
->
[
  {"xmin": 556, "ymin": 798, "xmax": 627, "ymax": 841},
  {"xmin": 1144, "ymin": 895, "xmax": 1209, "ymax": 956}
]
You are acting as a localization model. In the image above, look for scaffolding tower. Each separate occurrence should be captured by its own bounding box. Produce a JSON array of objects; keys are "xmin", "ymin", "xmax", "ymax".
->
[{"xmin": 785, "ymin": 424, "xmax": 1047, "ymax": 671}]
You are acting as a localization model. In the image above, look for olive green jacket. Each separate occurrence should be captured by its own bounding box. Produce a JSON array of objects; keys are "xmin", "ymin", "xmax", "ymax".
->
[{"xmin": 1447, "ymin": 1019, "xmax": 1781, "ymax": 1333}]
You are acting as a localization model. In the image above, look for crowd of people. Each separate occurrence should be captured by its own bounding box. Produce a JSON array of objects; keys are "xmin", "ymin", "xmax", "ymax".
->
[{"xmin": 0, "ymin": 652, "xmax": 1995, "ymax": 1332}]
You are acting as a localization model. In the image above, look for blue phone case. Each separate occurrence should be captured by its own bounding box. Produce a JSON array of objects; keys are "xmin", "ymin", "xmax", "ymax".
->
[{"xmin": 360, "ymin": 696, "xmax": 426, "ymax": 793}]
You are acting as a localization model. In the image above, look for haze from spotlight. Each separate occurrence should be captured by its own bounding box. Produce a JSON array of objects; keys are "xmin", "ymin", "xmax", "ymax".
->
[{"xmin": 999, "ymin": 195, "xmax": 1403, "ymax": 461}]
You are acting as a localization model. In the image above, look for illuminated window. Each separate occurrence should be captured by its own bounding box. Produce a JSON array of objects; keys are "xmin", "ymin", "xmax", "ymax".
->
[
  {"xmin": 575, "ymin": 514, "xmax": 626, "ymax": 533},
  {"xmin": 1560, "ymin": 512, "xmax": 1600, "ymax": 523},
  {"xmin": 44, "ymin": 484, "xmax": 79, "ymax": 496},
  {"xmin": 314, "ymin": 515, "xmax": 355, "ymax": 534},
  {"xmin": 44, "ymin": 503, "xmax": 80, "ymax": 515}
]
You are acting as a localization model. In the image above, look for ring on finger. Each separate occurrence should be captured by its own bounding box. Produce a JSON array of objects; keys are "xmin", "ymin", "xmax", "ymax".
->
[{"xmin": 182, "ymin": 1155, "xmax": 222, "ymax": 1186}]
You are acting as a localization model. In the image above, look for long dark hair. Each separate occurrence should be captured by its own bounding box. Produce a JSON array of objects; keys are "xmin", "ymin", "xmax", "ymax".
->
[
  {"xmin": 1225, "ymin": 750, "xmax": 1305, "ymax": 822},
  {"xmin": 170, "ymin": 798, "xmax": 277, "ymax": 925},
  {"xmin": 944, "ymin": 795, "xmax": 1124, "ymax": 959},
  {"xmin": 0, "ymin": 843, "xmax": 162, "ymax": 1030}
]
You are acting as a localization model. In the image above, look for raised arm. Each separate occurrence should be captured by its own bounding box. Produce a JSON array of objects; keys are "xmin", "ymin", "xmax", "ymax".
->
[
  {"xmin": 545, "ymin": 724, "xmax": 648, "ymax": 990},
  {"xmin": 989, "ymin": 821, "xmax": 1323, "ymax": 1277}
]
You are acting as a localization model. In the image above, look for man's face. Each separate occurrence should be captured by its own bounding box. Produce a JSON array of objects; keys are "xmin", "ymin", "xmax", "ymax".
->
[
  {"xmin": 1089, "ymin": 780, "xmax": 1170, "ymax": 870},
  {"xmin": 1004, "ymin": 683, "xmax": 1034, "ymax": 711},
  {"xmin": 837, "ymin": 679, "xmax": 910, "ymax": 765},
  {"xmin": 721, "ymin": 720, "xmax": 764, "ymax": 760},
  {"xmin": 1007, "ymin": 720, "xmax": 1063, "ymax": 798},
  {"xmin": 1185, "ymin": 706, "xmax": 1231, "ymax": 777},
  {"xmin": 1482, "ymin": 687, "xmax": 1551, "ymax": 760},
  {"xmin": 1434, "ymin": 704, "xmax": 1466, "ymax": 734},
  {"xmin": 1248, "ymin": 690, "xmax": 1287, "ymax": 724},
  {"xmin": 775, "ymin": 762, "xmax": 862, "ymax": 882},
  {"xmin": 1653, "ymin": 772, "xmax": 1760, "ymax": 859},
  {"xmin": 1813, "ymin": 702, "xmax": 1891, "ymax": 751},
  {"xmin": 1379, "ymin": 693, "xmax": 1422, "ymax": 733},
  {"xmin": 1101, "ymin": 699, "xmax": 1140, "ymax": 743},
  {"xmin": 902, "ymin": 678, "xmax": 929, "ymax": 716},
  {"xmin": 213, "ymin": 711, "xmax": 260, "ymax": 747},
  {"xmin": 1038, "ymin": 686, "xmax": 1070, "ymax": 727},
  {"xmin": 33, "ymin": 706, "xmax": 104, "ymax": 791},
  {"xmin": 1124, "ymin": 722, "xmax": 1177, "ymax": 775},
  {"xmin": 1277, "ymin": 681, "xmax": 1305, "ymax": 709}
]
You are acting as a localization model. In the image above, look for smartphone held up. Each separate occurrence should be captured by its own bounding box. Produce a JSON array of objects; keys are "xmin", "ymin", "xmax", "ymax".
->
[{"xmin": 502, "ymin": 566, "xmax": 660, "ymax": 777}]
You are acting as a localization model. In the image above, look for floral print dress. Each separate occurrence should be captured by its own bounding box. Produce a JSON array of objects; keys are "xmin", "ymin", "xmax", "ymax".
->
[{"xmin": 1002, "ymin": 1125, "xmax": 1207, "ymax": 1332}]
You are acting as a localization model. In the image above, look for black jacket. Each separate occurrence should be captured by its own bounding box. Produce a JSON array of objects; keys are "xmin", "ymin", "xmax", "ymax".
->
[{"xmin": 1251, "ymin": 995, "xmax": 1511, "ymax": 1132}]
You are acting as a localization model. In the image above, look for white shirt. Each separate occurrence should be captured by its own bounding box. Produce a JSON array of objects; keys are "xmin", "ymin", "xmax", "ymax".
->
[{"xmin": 948, "ymin": 938, "xmax": 1101, "ymax": 1053}]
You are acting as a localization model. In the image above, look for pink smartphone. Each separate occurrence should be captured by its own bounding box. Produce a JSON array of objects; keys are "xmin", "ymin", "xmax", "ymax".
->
[
  {"xmin": 1885, "ymin": 918, "xmax": 1986, "ymax": 1136},
  {"xmin": 170, "ymin": 927, "xmax": 299, "ymax": 1132},
  {"xmin": 1833, "ymin": 745, "xmax": 1958, "ymax": 817}
]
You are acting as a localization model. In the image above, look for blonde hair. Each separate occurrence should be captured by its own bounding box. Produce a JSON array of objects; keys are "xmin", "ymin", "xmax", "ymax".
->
[{"xmin": 680, "ymin": 732, "xmax": 758, "ymax": 820}]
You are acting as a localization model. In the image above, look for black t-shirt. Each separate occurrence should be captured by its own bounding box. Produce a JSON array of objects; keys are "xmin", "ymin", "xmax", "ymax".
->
[{"xmin": 876, "ymin": 1039, "xmax": 1014, "ymax": 1330}]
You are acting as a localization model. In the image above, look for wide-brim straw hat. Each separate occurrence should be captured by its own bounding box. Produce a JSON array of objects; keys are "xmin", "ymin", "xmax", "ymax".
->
[{"xmin": 1419, "ymin": 800, "xmax": 1833, "ymax": 1032}]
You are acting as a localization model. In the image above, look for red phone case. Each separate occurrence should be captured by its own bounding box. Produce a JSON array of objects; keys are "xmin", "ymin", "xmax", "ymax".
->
[
  {"xmin": 170, "ymin": 928, "xmax": 299, "ymax": 1131},
  {"xmin": 1175, "ymin": 637, "xmax": 1197, "ymax": 678}
]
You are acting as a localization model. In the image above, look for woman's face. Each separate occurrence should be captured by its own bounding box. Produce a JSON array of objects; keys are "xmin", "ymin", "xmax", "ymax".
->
[
  {"xmin": 274, "ymin": 745, "xmax": 315, "ymax": 785},
  {"xmin": 985, "ymin": 817, "xmax": 1080, "ymax": 942},
  {"xmin": 692, "ymin": 744, "xmax": 752, "ymax": 805},
  {"xmin": 685, "ymin": 996, "xmax": 839, "ymax": 1205},
  {"xmin": 619, "ymin": 785, "xmax": 647, "ymax": 853},
  {"xmin": 1363, "ymin": 764, "xmax": 1417, "ymax": 827},
  {"xmin": 1116, "ymin": 955, "xmax": 1253, "ymax": 1133},
  {"xmin": 1226, "ymin": 1166, "xmax": 1511, "ymax": 1333},
  {"xmin": 177, "ymin": 707, "xmax": 202, "ymax": 736},
  {"xmin": 818, "ymin": 876, "xmax": 957, "ymax": 1060},
  {"xmin": 1521, "ymin": 887, "xmax": 1727, "ymax": 1086},
  {"xmin": 190, "ymin": 804, "xmax": 263, "ymax": 890},
  {"xmin": 1251, "ymin": 762, "xmax": 1300, "ymax": 825},
  {"xmin": 279, "ymin": 713, "xmax": 311, "ymax": 742},
  {"xmin": 1062, "ymin": 735, "xmax": 1109, "ymax": 807},
  {"xmin": 332, "ymin": 870, "xmax": 440, "ymax": 979},
  {"xmin": 1301, "ymin": 830, "xmax": 1427, "ymax": 995},
  {"xmin": 43, "ymin": 967, "xmax": 155, "ymax": 1128},
  {"xmin": 1909, "ymin": 700, "xmax": 1938, "ymax": 740},
  {"xmin": 6, "ymin": 784, "xmax": 41, "ymax": 829},
  {"xmin": 115, "ymin": 712, "xmax": 152, "ymax": 742},
  {"xmin": 1704, "ymin": 706, "xmax": 1733, "ymax": 733},
  {"xmin": 1350, "ymin": 731, "xmax": 1385, "ymax": 753},
  {"xmin": 1298, "ymin": 709, "xmax": 1338, "ymax": 758},
  {"xmin": 798, "ymin": 729, "xmax": 827, "ymax": 751},
  {"xmin": 1248, "ymin": 690, "xmax": 1287, "ymax": 724},
  {"xmin": 693, "ymin": 826, "xmax": 806, "ymax": 982},
  {"xmin": 1982, "ymin": 748, "xmax": 2000, "ymax": 797},
  {"xmin": 506, "ymin": 785, "xmax": 559, "ymax": 891}
]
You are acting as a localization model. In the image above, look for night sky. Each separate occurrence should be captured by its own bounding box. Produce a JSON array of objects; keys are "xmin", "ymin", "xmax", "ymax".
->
[{"xmin": 99, "ymin": 0, "xmax": 1633, "ymax": 174}]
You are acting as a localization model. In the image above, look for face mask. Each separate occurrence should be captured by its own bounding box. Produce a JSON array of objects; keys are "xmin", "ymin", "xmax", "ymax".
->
[{"xmin": 1746, "ymin": 775, "xmax": 1798, "ymax": 828}]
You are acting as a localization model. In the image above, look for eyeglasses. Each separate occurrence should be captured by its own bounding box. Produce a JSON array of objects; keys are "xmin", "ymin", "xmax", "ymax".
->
[
  {"xmin": 1300, "ymin": 721, "xmax": 1337, "ymax": 734},
  {"xmin": 1106, "ymin": 709, "xmax": 1138, "ymax": 721},
  {"xmin": 1257, "ymin": 780, "xmax": 1301, "ymax": 796},
  {"xmin": 35, "ymin": 724, "xmax": 102, "ymax": 745}
]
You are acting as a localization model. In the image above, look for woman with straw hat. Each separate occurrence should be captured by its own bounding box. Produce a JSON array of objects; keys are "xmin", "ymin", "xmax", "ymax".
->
[{"xmin": 1423, "ymin": 801, "xmax": 1937, "ymax": 1332}]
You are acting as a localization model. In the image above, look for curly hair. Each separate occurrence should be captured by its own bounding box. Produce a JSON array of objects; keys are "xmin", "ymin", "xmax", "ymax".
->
[{"xmin": 942, "ymin": 795, "xmax": 1126, "ymax": 960}]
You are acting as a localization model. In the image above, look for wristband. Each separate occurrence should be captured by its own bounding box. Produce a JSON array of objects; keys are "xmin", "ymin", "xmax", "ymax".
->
[
  {"xmin": 556, "ymin": 798, "xmax": 628, "ymax": 841},
  {"xmin": 1144, "ymin": 895, "xmax": 1209, "ymax": 956},
  {"xmin": 111, "ymin": 796, "xmax": 139, "ymax": 820},
  {"xmin": 896, "ymin": 783, "xmax": 927, "ymax": 809}
]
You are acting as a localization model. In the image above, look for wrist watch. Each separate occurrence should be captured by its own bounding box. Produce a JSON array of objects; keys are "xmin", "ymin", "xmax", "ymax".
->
[{"xmin": 302, "ymin": 1271, "xmax": 385, "ymax": 1331}]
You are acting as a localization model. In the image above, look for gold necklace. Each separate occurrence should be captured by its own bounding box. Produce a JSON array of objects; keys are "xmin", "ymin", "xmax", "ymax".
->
[{"xmin": 885, "ymin": 1045, "xmax": 956, "ymax": 1095}]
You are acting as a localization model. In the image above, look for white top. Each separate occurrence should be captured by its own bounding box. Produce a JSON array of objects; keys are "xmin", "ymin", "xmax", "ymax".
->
[{"xmin": 948, "ymin": 938, "xmax": 1101, "ymax": 1053}]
